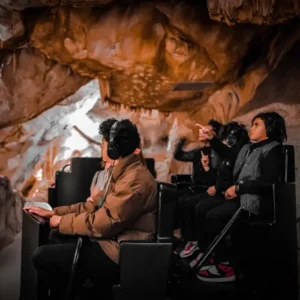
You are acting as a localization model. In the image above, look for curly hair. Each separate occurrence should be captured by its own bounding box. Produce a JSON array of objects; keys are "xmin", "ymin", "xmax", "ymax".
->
[
  {"xmin": 219, "ymin": 121, "xmax": 250, "ymax": 149},
  {"xmin": 207, "ymin": 119, "xmax": 222, "ymax": 137},
  {"xmin": 252, "ymin": 112, "xmax": 287, "ymax": 144},
  {"xmin": 99, "ymin": 118, "xmax": 141, "ymax": 157}
]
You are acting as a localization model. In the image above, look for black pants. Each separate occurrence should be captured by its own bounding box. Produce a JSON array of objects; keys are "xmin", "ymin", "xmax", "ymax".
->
[
  {"xmin": 194, "ymin": 196, "xmax": 240, "ymax": 260},
  {"xmin": 32, "ymin": 231, "xmax": 119, "ymax": 300},
  {"xmin": 177, "ymin": 191, "xmax": 212, "ymax": 241}
]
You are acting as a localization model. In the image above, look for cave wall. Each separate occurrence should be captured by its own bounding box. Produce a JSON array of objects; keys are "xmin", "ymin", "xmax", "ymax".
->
[{"xmin": 234, "ymin": 40, "xmax": 300, "ymax": 212}]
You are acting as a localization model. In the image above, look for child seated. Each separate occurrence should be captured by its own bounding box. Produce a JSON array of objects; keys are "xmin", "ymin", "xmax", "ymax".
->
[
  {"xmin": 178, "ymin": 122, "xmax": 249, "ymax": 258},
  {"xmin": 174, "ymin": 119, "xmax": 222, "ymax": 189},
  {"xmin": 194, "ymin": 112, "xmax": 287, "ymax": 283}
]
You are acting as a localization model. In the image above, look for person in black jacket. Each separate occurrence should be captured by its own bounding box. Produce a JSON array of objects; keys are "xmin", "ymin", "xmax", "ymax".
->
[
  {"xmin": 194, "ymin": 112, "xmax": 287, "ymax": 284},
  {"xmin": 178, "ymin": 122, "xmax": 249, "ymax": 259},
  {"xmin": 173, "ymin": 120, "xmax": 222, "ymax": 248},
  {"xmin": 174, "ymin": 119, "xmax": 222, "ymax": 188}
]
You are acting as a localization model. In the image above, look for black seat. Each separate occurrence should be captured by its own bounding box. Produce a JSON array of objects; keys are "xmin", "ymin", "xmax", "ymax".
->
[
  {"xmin": 63, "ymin": 181, "xmax": 178, "ymax": 300},
  {"xmin": 170, "ymin": 174, "xmax": 209, "ymax": 192},
  {"xmin": 113, "ymin": 241, "xmax": 172, "ymax": 300},
  {"xmin": 49, "ymin": 157, "xmax": 103, "ymax": 208},
  {"xmin": 171, "ymin": 174, "xmax": 193, "ymax": 189},
  {"xmin": 194, "ymin": 145, "xmax": 298, "ymax": 299},
  {"xmin": 20, "ymin": 157, "xmax": 102, "ymax": 300},
  {"xmin": 112, "ymin": 182, "xmax": 177, "ymax": 300},
  {"xmin": 157, "ymin": 182, "xmax": 178, "ymax": 242}
]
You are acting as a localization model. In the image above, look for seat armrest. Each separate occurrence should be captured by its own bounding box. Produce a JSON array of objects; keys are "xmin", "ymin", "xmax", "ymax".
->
[
  {"xmin": 119, "ymin": 239, "xmax": 154, "ymax": 245},
  {"xmin": 114, "ymin": 241, "xmax": 172, "ymax": 300},
  {"xmin": 170, "ymin": 174, "xmax": 193, "ymax": 184}
]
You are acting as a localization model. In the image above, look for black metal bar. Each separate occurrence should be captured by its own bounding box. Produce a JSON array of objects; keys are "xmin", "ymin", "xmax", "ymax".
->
[
  {"xmin": 64, "ymin": 237, "xmax": 83, "ymax": 300},
  {"xmin": 196, "ymin": 207, "xmax": 243, "ymax": 269}
]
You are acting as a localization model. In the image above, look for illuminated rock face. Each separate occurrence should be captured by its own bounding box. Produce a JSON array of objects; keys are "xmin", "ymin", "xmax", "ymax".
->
[
  {"xmin": 0, "ymin": 0, "xmax": 300, "ymax": 249},
  {"xmin": 0, "ymin": 176, "xmax": 25, "ymax": 250},
  {"xmin": 207, "ymin": 0, "xmax": 300, "ymax": 25},
  {"xmin": 1, "ymin": 1, "xmax": 300, "ymax": 131},
  {"xmin": 0, "ymin": 48, "xmax": 89, "ymax": 129},
  {"xmin": 28, "ymin": 2, "xmax": 270, "ymax": 116}
]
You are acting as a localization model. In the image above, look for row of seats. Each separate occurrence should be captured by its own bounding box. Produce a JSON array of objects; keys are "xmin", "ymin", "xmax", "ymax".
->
[
  {"xmin": 20, "ymin": 157, "xmax": 172, "ymax": 300},
  {"xmin": 20, "ymin": 147, "xmax": 298, "ymax": 300},
  {"xmin": 171, "ymin": 145, "xmax": 298, "ymax": 299}
]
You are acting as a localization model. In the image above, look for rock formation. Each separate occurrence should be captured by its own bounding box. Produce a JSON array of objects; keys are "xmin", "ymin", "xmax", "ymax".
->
[{"xmin": 0, "ymin": 175, "xmax": 25, "ymax": 250}]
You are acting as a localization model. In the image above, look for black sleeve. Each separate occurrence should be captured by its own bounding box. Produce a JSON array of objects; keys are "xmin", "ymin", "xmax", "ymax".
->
[
  {"xmin": 210, "ymin": 136, "xmax": 240, "ymax": 161},
  {"xmin": 174, "ymin": 139, "xmax": 201, "ymax": 162},
  {"xmin": 199, "ymin": 168, "xmax": 218, "ymax": 187},
  {"xmin": 239, "ymin": 145, "xmax": 283, "ymax": 194},
  {"xmin": 215, "ymin": 160, "xmax": 233, "ymax": 194}
]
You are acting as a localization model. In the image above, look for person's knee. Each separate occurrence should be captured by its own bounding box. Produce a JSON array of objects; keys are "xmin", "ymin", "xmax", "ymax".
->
[
  {"xmin": 177, "ymin": 196, "xmax": 187, "ymax": 208},
  {"xmin": 206, "ymin": 210, "xmax": 220, "ymax": 221},
  {"xmin": 195, "ymin": 201, "xmax": 207, "ymax": 215},
  {"xmin": 32, "ymin": 245, "xmax": 49, "ymax": 271}
]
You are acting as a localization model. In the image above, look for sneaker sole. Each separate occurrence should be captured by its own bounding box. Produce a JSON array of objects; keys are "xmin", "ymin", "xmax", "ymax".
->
[
  {"xmin": 196, "ymin": 274, "xmax": 236, "ymax": 283},
  {"xmin": 179, "ymin": 246, "xmax": 199, "ymax": 258}
]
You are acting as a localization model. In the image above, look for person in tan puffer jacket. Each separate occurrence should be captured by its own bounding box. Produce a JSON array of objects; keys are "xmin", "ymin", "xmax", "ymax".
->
[{"xmin": 24, "ymin": 118, "xmax": 157, "ymax": 299}]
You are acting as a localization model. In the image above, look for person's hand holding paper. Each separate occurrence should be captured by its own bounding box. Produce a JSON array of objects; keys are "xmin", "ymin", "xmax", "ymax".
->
[{"xmin": 23, "ymin": 206, "xmax": 54, "ymax": 218}]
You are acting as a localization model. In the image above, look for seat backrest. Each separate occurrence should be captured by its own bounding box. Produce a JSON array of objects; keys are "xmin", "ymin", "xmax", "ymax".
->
[
  {"xmin": 271, "ymin": 145, "xmax": 296, "ymax": 222},
  {"xmin": 145, "ymin": 158, "xmax": 156, "ymax": 178},
  {"xmin": 50, "ymin": 157, "xmax": 103, "ymax": 207},
  {"xmin": 49, "ymin": 157, "xmax": 158, "ymax": 208},
  {"xmin": 273, "ymin": 146, "xmax": 298, "ymax": 298},
  {"xmin": 156, "ymin": 182, "xmax": 177, "ymax": 242},
  {"xmin": 248, "ymin": 145, "xmax": 298, "ymax": 298},
  {"xmin": 247, "ymin": 145, "xmax": 295, "ymax": 221},
  {"xmin": 118, "ymin": 241, "xmax": 172, "ymax": 299},
  {"xmin": 282, "ymin": 145, "xmax": 295, "ymax": 183}
]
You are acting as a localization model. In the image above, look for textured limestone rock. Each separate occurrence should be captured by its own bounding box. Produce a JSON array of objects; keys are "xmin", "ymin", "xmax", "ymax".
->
[
  {"xmin": 0, "ymin": 6, "xmax": 24, "ymax": 46},
  {"xmin": 27, "ymin": 2, "xmax": 300, "ymax": 127},
  {"xmin": 0, "ymin": 176, "xmax": 25, "ymax": 251},
  {"xmin": 207, "ymin": 0, "xmax": 300, "ymax": 25},
  {"xmin": 28, "ymin": 3, "xmax": 268, "ymax": 111},
  {"xmin": 0, "ymin": 1, "xmax": 299, "ymax": 131},
  {"xmin": 0, "ymin": 47, "xmax": 89, "ymax": 128},
  {"xmin": 2, "ymin": 0, "xmax": 300, "ymax": 25},
  {"xmin": 238, "ymin": 40, "xmax": 300, "ymax": 116},
  {"xmin": 0, "ymin": 0, "xmax": 115, "ymax": 10},
  {"xmin": 0, "ymin": 80, "xmax": 100, "ymax": 188}
]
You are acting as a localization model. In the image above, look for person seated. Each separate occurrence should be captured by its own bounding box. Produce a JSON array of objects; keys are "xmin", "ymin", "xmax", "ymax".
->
[
  {"xmin": 172, "ymin": 120, "xmax": 222, "ymax": 240},
  {"xmin": 87, "ymin": 147, "xmax": 144, "ymax": 204},
  {"xmin": 194, "ymin": 112, "xmax": 287, "ymax": 283},
  {"xmin": 174, "ymin": 119, "xmax": 222, "ymax": 191},
  {"xmin": 24, "ymin": 118, "xmax": 157, "ymax": 300},
  {"xmin": 86, "ymin": 161, "xmax": 111, "ymax": 204},
  {"xmin": 177, "ymin": 122, "xmax": 249, "ymax": 259}
]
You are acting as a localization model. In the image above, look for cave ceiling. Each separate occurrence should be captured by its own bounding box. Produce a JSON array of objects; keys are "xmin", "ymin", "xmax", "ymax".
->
[{"xmin": 1, "ymin": 0, "xmax": 300, "ymax": 131}]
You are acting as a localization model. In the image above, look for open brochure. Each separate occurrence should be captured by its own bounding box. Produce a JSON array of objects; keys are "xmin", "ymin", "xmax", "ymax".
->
[
  {"xmin": 24, "ymin": 201, "xmax": 53, "ymax": 210},
  {"xmin": 24, "ymin": 201, "xmax": 53, "ymax": 225}
]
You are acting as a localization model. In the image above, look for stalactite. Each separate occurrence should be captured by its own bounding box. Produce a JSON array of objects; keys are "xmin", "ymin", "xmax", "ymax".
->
[{"xmin": 12, "ymin": 51, "xmax": 17, "ymax": 74}]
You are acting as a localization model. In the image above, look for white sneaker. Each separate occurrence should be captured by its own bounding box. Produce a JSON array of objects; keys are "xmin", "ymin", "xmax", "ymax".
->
[
  {"xmin": 193, "ymin": 257, "xmax": 215, "ymax": 270},
  {"xmin": 179, "ymin": 241, "xmax": 199, "ymax": 258},
  {"xmin": 196, "ymin": 261, "xmax": 236, "ymax": 283},
  {"xmin": 189, "ymin": 252, "xmax": 204, "ymax": 268}
]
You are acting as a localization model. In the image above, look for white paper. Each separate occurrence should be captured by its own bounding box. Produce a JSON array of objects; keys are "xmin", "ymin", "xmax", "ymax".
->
[{"xmin": 24, "ymin": 201, "xmax": 53, "ymax": 211}]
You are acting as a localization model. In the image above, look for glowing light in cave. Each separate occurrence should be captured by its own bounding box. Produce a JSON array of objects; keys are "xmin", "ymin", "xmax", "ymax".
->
[
  {"xmin": 59, "ymin": 80, "xmax": 101, "ymax": 160},
  {"xmin": 35, "ymin": 168, "xmax": 43, "ymax": 181}
]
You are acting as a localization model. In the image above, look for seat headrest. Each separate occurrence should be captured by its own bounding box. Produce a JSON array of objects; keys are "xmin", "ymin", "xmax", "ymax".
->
[{"xmin": 282, "ymin": 145, "xmax": 295, "ymax": 183}]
